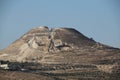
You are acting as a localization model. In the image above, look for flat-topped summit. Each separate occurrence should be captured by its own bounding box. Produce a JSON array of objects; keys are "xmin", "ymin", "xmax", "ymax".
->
[
  {"xmin": 0, "ymin": 26, "xmax": 95, "ymax": 61},
  {"xmin": 0, "ymin": 26, "xmax": 120, "ymax": 80},
  {"xmin": 0, "ymin": 26, "xmax": 119, "ymax": 64},
  {"xmin": 19, "ymin": 26, "xmax": 96, "ymax": 52}
]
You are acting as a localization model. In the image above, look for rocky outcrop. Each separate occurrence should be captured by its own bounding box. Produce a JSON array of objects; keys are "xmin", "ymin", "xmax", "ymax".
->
[
  {"xmin": 0, "ymin": 26, "xmax": 119, "ymax": 64},
  {"xmin": 0, "ymin": 26, "xmax": 120, "ymax": 80},
  {"xmin": 22, "ymin": 26, "xmax": 95, "ymax": 52}
]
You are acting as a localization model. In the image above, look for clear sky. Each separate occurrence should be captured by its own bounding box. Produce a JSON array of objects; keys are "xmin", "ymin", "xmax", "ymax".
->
[{"xmin": 0, "ymin": 0, "xmax": 120, "ymax": 50}]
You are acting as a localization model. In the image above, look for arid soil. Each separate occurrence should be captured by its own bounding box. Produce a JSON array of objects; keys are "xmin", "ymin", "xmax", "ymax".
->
[{"xmin": 0, "ymin": 26, "xmax": 120, "ymax": 80}]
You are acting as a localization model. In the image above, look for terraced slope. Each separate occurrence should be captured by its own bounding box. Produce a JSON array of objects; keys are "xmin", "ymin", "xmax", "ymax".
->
[{"xmin": 0, "ymin": 26, "xmax": 120, "ymax": 80}]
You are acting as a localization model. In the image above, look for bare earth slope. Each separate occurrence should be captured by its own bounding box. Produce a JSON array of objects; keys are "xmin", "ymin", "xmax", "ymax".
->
[{"xmin": 0, "ymin": 26, "xmax": 120, "ymax": 80}]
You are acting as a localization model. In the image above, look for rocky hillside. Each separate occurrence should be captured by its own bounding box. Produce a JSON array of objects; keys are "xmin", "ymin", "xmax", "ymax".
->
[
  {"xmin": 0, "ymin": 26, "xmax": 120, "ymax": 80},
  {"xmin": 0, "ymin": 26, "xmax": 96, "ymax": 62}
]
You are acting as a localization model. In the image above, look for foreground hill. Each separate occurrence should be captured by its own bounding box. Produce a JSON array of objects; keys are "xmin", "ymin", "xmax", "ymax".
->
[{"xmin": 0, "ymin": 26, "xmax": 120, "ymax": 80}]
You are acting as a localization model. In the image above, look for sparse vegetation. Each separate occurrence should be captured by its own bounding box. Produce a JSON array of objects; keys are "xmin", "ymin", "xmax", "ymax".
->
[{"xmin": 0, "ymin": 27, "xmax": 120, "ymax": 80}]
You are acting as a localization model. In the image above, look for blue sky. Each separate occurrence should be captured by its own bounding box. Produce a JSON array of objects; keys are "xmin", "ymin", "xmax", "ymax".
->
[{"xmin": 0, "ymin": 0, "xmax": 120, "ymax": 49}]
